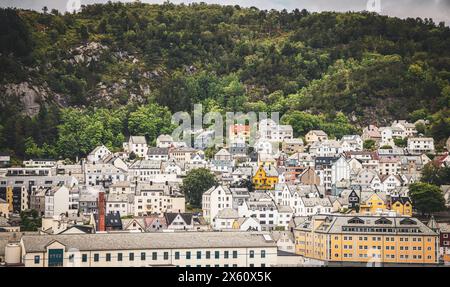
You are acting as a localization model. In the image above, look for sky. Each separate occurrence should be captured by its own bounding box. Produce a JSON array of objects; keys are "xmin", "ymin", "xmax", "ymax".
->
[{"xmin": 1, "ymin": 0, "xmax": 449, "ymax": 24}]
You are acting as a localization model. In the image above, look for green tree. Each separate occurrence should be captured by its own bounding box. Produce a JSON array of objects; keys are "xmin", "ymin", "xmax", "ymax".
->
[
  {"xmin": 181, "ymin": 168, "xmax": 217, "ymax": 208},
  {"xmin": 393, "ymin": 137, "xmax": 407, "ymax": 147},
  {"xmin": 363, "ymin": 139, "xmax": 376, "ymax": 151},
  {"xmin": 421, "ymin": 163, "xmax": 450, "ymax": 186},
  {"xmin": 409, "ymin": 182, "xmax": 446, "ymax": 216},
  {"xmin": 128, "ymin": 103, "xmax": 174, "ymax": 145}
]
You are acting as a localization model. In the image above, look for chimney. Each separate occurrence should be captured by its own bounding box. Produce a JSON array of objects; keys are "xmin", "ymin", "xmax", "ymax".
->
[{"xmin": 98, "ymin": 192, "xmax": 106, "ymax": 232}]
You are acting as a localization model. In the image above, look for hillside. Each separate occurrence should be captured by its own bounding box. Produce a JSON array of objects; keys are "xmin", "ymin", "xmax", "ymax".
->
[{"xmin": 0, "ymin": 2, "xmax": 449, "ymax": 160}]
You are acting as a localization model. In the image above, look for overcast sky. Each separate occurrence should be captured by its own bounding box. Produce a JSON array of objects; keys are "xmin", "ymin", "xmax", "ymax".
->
[{"xmin": 1, "ymin": 0, "xmax": 449, "ymax": 24}]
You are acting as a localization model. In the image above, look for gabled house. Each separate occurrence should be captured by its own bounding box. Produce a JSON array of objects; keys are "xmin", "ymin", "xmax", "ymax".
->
[
  {"xmin": 164, "ymin": 212, "xmax": 193, "ymax": 230},
  {"xmin": 359, "ymin": 192, "xmax": 387, "ymax": 215},
  {"xmin": 389, "ymin": 197, "xmax": 413, "ymax": 216},
  {"xmin": 87, "ymin": 145, "xmax": 112, "ymax": 163},
  {"xmin": 252, "ymin": 165, "xmax": 279, "ymax": 190},
  {"xmin": 232, "ymin": 217, "xmax": 261, "ymax": 231},
  {"xmin": 305, "ymin": 130, "xmax": 328, "ymax": 144}
]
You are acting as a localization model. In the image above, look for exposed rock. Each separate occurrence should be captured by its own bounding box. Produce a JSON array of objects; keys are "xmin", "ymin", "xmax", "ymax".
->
[{"xmin": 1, "ymin": 82, "xmax": 66, "ymax": 117}]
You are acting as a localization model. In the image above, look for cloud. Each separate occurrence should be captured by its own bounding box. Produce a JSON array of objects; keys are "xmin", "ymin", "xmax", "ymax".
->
[{"xmin": 1, "ymin": 0, "xmax": 449, "ymax": 24}]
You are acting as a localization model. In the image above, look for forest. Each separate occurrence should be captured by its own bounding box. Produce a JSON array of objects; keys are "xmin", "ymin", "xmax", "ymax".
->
[{"xmin": 0, "ymin": 2, "xmax": 449, "ymax": 161}]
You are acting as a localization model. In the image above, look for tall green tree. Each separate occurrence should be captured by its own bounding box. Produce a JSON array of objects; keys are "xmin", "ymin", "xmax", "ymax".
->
[
  {"xmin": 127, "ymin": 103, "xmax": 174, "ymax": 145},
  {"xmin": 181, "ymin": 168, "xmax": 217, "ymax": 208},
  {"xmin": 409, "ymin": 182, "xmax": 446, "ymax": 216}
]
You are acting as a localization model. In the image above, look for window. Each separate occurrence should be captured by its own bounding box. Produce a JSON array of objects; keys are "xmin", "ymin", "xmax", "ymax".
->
[
  {"xmin": 82, "ymin": 254, "xmax": 87, "ymax": 262},
  {"xmin": 106, "ymin": 253, "xmax": 111, "ymax": 262},
  {"xmin": 186, "ymin": 251, "xmax": 191, "ymax": 260},
  {"xmin": 34, "ymin": 255, "xmax": 40, "ymax": 264},
  {"xmin": 152, "ymin": 252, "xmax": 157, "ymax": 261},
  {"xmin": 164, "ymin": 252, "xmax": 169, "ymax": 260},
  {"xmin": 250, "ymin": 250, "xmax": 255, "ymax": 258},
  {"xmin": 175, "ymin": 252, "xmax": 180, "ymax": 260},
  {"xmin": 261, "ymin": 250, "xmax": 266, "ymax": 258},
  {"xmin": 215, "ymin": 251, "xmax": 220, "ymax": 259},
  {"xmin": 94, "ymin": 254, "xmax": 99, "ymax": 262},
  {"xmin": 141, "ymin": 252, "xmax": 146, "ymax": 261},
  {"xmin": 129, "ymin": 253, "xmax": 134, "ymax": 261},
  {"xmin": 233, "ymin": 251, "xmax": 238, "ymax": 258},
  {"xmin": 118, "ymin": 253, "xmax": 123, "ymax": 261},
  {"xmin": 197, "ymin": 251, "xmax": 202, "ymax": 259},
  {"xmin": 206, "ymin": 251, "xmax": 211, "ymax": 259}
]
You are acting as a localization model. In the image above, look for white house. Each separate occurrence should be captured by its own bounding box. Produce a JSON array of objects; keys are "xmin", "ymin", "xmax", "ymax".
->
[
  {"xmin": 238, "ymin": 200, "xmax": 279, "ymax": 231},
  {"xmin": 44, "ymin": 186, "xmax": 70, "ymax": 218},
  {"xmin": 87, "ymin": 145, "xmax": 112, "ymax": 163},
  {"xmin": 340, "ymin": 135, "xmax": 363, "ymax": 152},
  {"xmin": 309, "ymin": 140, "xmax": 342, "ymax": 157},
  {"xmin": 408, "ymin": 137, "xmax": 435, "ymax": 154},
  {"xmin": 202, "ymin": 185, "xmax": 233, "ymax": 223},
  {"xmin": 258, "ymin": 119, "xmax": 293, "ymax": 142},
  {"xmin": 331, "ymin": 156, "xmax": 351, "ymax": 188},
  {"xmin": 156, "ymin": 134, "xmax": 174, "ymax": 148},
  {"xmin": 106, "ymin": 193, "xmax": 134, "ymax": 216},
  {"xmin": 296, "ymin": 197, "xmax": 332, "ymax": 217},
  {"xmin": 123, "ymin": 136, "xmax": 148, "ymax": 159},
  {"xmin": 233, "ymin": 217, "xmax": 261, "ymax": 231},
  {"xmin": 381, "ymin": 174, "xmax": 403, "ymax": 194},
  {"xmin": 213, "ymin": 208, "xmax": 239, "ymax": 231}
]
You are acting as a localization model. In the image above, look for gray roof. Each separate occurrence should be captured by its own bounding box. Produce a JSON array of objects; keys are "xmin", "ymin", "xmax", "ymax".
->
[
  {"xmin": 296, "ymin": 215, "xmax": 437, "ymax": 236},
  {"xmin": 215, "ymin": 208, "xmax": 239, "ymax": 219},
  {"xmin": 147, "ymin": 147, "xmax": 169, "ymax": 155},
  {"xmin": 21, "ymin": 232, "xmax": 276, "ymax": 253},
  {"xmin": 300, "ymin": 197, "xmax": 332, "ymax": 207},
  {"xmin": 130, "ymin": 136, "xmax": 147, "ymax": 144},
  {"xmin": 129, "ymin": 159, "xmax": 162, "ymax": 169}
]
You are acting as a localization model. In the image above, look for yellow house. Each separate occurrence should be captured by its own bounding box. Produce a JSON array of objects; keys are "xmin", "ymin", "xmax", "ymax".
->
[
  {"xmin": 294, "ymin": 215, "xmax": 439, "ymax": 265},
  {"xmin": 6, "ymin": 186, "xmax": 14, "ymax": 212},
  {"xmin": 252, "ymin": 165, "xmax": 279, "ymax": 190},
  {"xmin": 0, "ymin": 198, "xmax": 9, "ymax": 218},
  {"xmin": 359, "ymin": 192, "xmax": 386, "ymax": 214},
  {"xmin": 390, "ymin": 197, "xmax": 413, "ymax": 217}
]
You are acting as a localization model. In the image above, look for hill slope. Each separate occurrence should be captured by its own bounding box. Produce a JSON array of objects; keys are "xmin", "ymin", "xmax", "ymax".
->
[{"xmin": 1, "ymin": 3, "xmax": 449, "ymax": 159}]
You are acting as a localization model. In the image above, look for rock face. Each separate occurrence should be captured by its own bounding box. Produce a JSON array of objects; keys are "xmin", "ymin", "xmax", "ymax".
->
[
  {"xmin": 68, "ymin": 42, "xmax": 109, "ymax": 66},
  {"xmin": 2, "ymin": 82, "xmax": 65, "ymax": 117}
]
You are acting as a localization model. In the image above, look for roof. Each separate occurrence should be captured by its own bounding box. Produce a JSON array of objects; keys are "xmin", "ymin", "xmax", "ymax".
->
[
  {"xmin": 157, "ymin": 134, "xmax": 173, "ymax": 142},
  {"xmin": 129, "ymin": 136, "xmax": 147, "ymax": 144},
  {"xmin": 215, "ymin": 148, "xmax": 231, "ymax": 157},
  {"xmin": 147, "ymin": 147, "xmax": 169, "ymax": 155},
  {"xmin": 129, "ymin": 159, "xmax": 162, "ymax": 169},
  {"xmin": 164, "ymin": 212, "xmax": 193, "ymax": 225},
  {"xmin": 94, "ymin": 212, "xmax": 122, "ymax": 229},
  {"xmin": 307, "ymin": 130, "xmax": 327, "ymax": 136},
  {"xmin": 215, "ymin": 208, "xmax": 239, "ymax": 219},
  {"xmin": 295, "ymin": 215, "xmax": 437, "ymax": 236},
  {"xmin": 21, "ymin": 232, "xmax": 276, "ymax": 252},
  {"xmin": 203, "ymin": 185, "xmax": 232, "ymax": 196},
  {"xmin": 270, "ymin": 231, "xmax": 294, "ymax": 242},
  {"xmin": 390, "ymin": 196, "xmax": 411, "ymax": 205},
  {"xmin": 300, "ymin": 197, "xmax": 332, "ymax": 207}
]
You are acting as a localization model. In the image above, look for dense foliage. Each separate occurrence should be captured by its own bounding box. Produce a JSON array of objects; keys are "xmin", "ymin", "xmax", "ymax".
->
[
  {"xmin": 409, "ymin": 182, "xmax": 446, "ymax": 215},
  {"xmin": 421, "ymin": 162, "xmax": 450, "ymax": 186},
  {"xmin": 181, "ymin": 168, "xmax": 217, "ymax": 208},
  {"xmin": 1, "ymin": 3, "xmax": 449, "ymax": 160}
]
